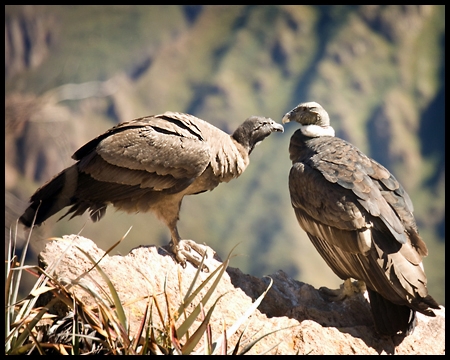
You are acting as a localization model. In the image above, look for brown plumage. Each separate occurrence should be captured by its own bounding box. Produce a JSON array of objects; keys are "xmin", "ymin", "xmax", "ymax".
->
[
  {"xmin": 20, "ymin": 111, "xmax": 283, "ymax": 268},
  {"xmin": 282, "ymin": 101, "xmax": 439, "ymax": 337}
]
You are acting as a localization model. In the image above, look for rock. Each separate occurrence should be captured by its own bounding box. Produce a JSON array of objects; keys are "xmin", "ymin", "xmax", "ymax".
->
[{"xmin": 37, "ymin": 235, "xmax": 445, "ymax": 355}]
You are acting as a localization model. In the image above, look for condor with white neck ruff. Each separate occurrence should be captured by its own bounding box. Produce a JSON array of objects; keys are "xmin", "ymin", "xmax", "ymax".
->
[{"xmin": 282, "ymin": 101, "xmax": 439, "ymax": 339}]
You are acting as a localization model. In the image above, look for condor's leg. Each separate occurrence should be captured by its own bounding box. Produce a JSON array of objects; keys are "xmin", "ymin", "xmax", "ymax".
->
[{"xmin": 152, "ymin": 195, "xmax": 211, "ymax": 271}]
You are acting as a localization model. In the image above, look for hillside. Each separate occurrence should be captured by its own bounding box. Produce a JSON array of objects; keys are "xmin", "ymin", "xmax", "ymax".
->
[{"xmin": 5, "ymin": 5, "xmax": 445, "ymax": 305}]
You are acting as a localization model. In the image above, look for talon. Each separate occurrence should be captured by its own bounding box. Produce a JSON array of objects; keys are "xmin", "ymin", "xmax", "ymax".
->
[
  {"xmin": 320, "ymin": 279, "xmax": 366, "ymax": 301},
  {"xmin": 170, "ymin": 240, "xmax": 211, "ymax": 272}
]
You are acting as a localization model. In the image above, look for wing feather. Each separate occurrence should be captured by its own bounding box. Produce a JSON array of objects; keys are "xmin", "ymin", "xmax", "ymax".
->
[
  {"xmin": 310, "ymin": 138, "xmax": 406, "ymax": 239},
  {"xmin": 78, "ymin": 151, "xmax": 188, "ymax": 191}
]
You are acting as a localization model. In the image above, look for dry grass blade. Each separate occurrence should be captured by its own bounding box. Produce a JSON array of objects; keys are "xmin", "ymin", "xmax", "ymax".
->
[
  {"xmin": 5, "ymin": 252, "xmax": 17, "ymax": 353},
  {"xmin": 131, "ymin": 298, "xmax": 150, "ymax": 352},
  {"xmin": 180, "ymin": 293, "xmax": 227, "ymax": 354},
  {"xmin": 170, "ymin": 319, "xmax": 182, "ymax": 355},
  {"xmin": 138, "ymin": 301, "xmax": 164, "ymax": 355},
  {"xmin": 202, "ymin": 303, "xmax": 213, "ymax": 354},
  {"xmin": 220, "ymin": 318, "xmax": 228, "ymax": 355},
  {"xmin": 5, "ymin": 253, "xmax": 17, "ymax": 311},
  {"xmin": 182, "ymin": 249, "xmax": 208, "ymax": 303},
  {"xmin": 230, "ymin": 320, "xmax": 250, "ymax": 355},
  {"xmin": 209, "ymin": 276, "xmax": 273, "ymax": 354},
  {"xmin": 5, "ymin": 219, "xmax": 35, "ymax": 353},
  {"xmin": 236, "ymin": 325, "xmax": 297, "ymax": 355}
]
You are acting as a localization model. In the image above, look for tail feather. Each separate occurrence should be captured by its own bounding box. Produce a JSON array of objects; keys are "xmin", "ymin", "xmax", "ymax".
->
[
  {"xmin": 367, "ymin": 288, "xmax": 416, "ymax": 336},
  {"xmin": 19, "ymin": 165, "xmax": 79, "ymax": 227}
]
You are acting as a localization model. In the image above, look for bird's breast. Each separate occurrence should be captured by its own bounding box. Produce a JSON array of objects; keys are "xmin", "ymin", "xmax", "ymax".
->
[{"xmin": 184, "ymin": 166, "xmax": 221, "ymax": 195}]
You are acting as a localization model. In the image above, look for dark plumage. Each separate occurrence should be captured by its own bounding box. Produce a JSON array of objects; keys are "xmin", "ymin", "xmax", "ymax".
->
[
  {"xmin": 282, "ymin": 101, "xmax": 439, "ymax": 337},
  {"xmin": 20, "ymin": 111, "xmax": 283, "ymax": 268}
]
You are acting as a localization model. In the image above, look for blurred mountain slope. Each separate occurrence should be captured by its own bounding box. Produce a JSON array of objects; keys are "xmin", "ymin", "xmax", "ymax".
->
[{"xmin": 5, "ymin": 5, "xmax": 444, "ymax": 304}]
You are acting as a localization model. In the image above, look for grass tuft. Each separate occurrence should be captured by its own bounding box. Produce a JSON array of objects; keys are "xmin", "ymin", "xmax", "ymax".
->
[{"xmin": 5, "ymin": 226, "xmax": 287, "ymax": 355}]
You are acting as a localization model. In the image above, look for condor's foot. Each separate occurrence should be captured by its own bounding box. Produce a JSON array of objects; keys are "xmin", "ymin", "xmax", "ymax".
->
[
  {"xmin": 170, "ymin": 239, "xmax": 213, "ymax": 272},
  {"xmin": 319, "ymin": 279, "xmax": 367, "ymax": 302}
]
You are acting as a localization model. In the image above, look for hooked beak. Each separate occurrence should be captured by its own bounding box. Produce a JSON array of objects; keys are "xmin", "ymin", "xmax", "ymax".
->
[
  {"xmin": 282, "ymin": 112, "xmax": 291, "ymax": 124},
  {"xmin": 271, "ymin": 120, "xmax": 284, "ymax": 133}
]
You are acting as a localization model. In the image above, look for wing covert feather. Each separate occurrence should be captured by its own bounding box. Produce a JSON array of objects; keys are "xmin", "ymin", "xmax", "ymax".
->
[
  {"xmin": 74, "ymin": 113, "xmax": 213, "ymax": 182},
  {"xmin": 309, "ymin": 138, "xmax": 407, "ymax": 238},
  {"xmin": 78, "ymin": 152, "xmax": 190, "ymax": 190},
  {"xmin": 96, "ymin": 127, "xmax": 210, "ymax": 177}
]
